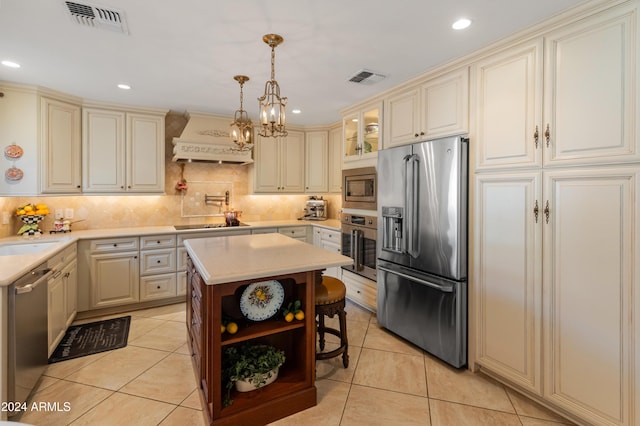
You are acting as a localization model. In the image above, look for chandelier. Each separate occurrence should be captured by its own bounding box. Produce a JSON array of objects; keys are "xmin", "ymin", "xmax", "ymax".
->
[
  {"xmin": 229, "ymin": 75, "xmax": 254, "ymax": 151},
  {"xmin": 258, "ymin": 34, "xmax": 288, "ymax": 138}
]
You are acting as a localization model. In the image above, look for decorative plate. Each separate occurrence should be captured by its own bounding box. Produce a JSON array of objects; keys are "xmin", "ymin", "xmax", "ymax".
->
[
  {"xmin": 239, "ymin": 280, "xmax": 285, "ymax": 321},
  {"xmin": 5, "ymin": 166, "xmax": 24, "ymax": 181},
  {"xmin": 4, "ymin": 144, "xmax": 24, "ymax": 159}
]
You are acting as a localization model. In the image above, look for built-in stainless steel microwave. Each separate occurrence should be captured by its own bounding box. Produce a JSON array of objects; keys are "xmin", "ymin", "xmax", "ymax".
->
[{"xmin": 342, "ymin": 167, "xmax": 377, "ymax": 210}]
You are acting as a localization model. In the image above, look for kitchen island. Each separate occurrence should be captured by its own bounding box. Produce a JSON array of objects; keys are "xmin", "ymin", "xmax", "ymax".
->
[{"xmin": 183, "ymin": 233, "xmax": 351, "ymax": 426}]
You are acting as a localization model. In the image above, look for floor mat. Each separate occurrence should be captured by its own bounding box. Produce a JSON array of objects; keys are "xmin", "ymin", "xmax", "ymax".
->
[{"xmin": 48, "ymin": 316, "xmax": 131, "ymax": 363}]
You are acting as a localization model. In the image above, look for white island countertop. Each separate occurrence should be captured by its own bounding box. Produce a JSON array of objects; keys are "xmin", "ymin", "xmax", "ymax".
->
[{"xmin": 184, "ymin": 233, "xmax": 352, "ymax": 285}]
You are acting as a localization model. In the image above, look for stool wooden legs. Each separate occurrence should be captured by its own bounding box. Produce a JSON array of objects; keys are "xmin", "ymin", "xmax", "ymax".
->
[{"xmin": 315, "ymin": 299, "xmax": 349, "ymax": 368}]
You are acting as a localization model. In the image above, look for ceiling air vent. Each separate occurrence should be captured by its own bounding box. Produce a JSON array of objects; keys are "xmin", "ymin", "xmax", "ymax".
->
[
  {"xmin": 348, "ymin": 69, "xmax": 387, "ymax": 85},
  {"xmin": 63, "ymin": 1, "xmax": 129, "ymax": 34}
]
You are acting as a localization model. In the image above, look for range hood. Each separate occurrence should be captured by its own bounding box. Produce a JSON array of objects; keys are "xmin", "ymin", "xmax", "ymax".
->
[{"xmin": 172, "ymin": 112, "xmax": 253, "ymax": 164}]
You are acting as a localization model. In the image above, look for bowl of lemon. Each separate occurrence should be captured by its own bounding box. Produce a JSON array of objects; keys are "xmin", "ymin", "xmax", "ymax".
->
[{"xmin": 16, "ymin": 203, "xmax": 50, "ymax": 237}]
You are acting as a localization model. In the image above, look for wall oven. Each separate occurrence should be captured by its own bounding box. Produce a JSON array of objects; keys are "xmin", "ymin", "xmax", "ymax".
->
[
  {"xmin": 342, "ymin": 167, "xmax": 377, "ymax": 210},
  {"xmin": 341, "ymin": 214, "xmax": 377, "ymax": 281}
]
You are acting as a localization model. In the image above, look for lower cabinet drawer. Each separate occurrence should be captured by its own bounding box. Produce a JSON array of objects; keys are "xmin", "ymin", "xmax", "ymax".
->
[
  {"xmin": 140, "ymin": 273, "xmax": 177, "ymax": 301},
  {"xmin": 140, "ymin": 249, "xmax": 176, "ymax": 275},
  {"xmin": 342, "ymin": 270, "xmax": 377, "ymax": 312}
]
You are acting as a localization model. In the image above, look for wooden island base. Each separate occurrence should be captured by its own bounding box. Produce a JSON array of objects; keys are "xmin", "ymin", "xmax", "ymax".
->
[{"xmin": 187, "ymin": 257, "xmax": 321, "ymax": 425}]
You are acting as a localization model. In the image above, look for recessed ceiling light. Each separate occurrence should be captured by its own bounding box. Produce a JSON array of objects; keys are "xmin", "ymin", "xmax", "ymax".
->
[
  {"xmin": 117, "ymin": 84, "xmax": 131, "ymax": 90},
  {"xmin": 2, "ymin": 60, "xmax": 21, "ymax": 68},
  {"xmin": 292, "ymin": 109, "xmax": 301, "ymax": 114},
  {"xmin": 452, "ymin": 18, "xmax": 471, "ymax": 30}
]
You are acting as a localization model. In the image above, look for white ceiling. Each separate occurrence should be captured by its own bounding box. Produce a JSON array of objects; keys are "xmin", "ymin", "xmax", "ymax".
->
[{"xmin": 0, "ymin": 0, "xmax": 587, "ymax": 126}]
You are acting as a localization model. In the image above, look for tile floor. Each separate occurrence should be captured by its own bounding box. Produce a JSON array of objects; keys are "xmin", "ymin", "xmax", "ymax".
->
[{"xmin": 15, "ymin": 301, "xmax": 575, "ymax": 426}]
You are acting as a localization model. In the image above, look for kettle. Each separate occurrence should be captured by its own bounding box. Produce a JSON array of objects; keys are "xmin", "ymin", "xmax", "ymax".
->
[{"xmin": 224, "ymin": 210, "xmax": 242, "ymax": 226}]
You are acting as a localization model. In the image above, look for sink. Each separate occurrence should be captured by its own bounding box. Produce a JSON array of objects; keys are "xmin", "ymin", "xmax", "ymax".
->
[{"xmin": 0, "ymin": 240, "xmax": 61, "ymax": 256}]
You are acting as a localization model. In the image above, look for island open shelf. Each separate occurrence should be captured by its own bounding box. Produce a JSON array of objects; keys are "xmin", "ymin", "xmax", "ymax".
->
[{"xmin": 183, "ymin": 233, "xmax": 352, "ymax": 425}]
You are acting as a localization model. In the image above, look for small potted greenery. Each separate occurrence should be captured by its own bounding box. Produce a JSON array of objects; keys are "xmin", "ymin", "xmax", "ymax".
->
[{"xmin": 222, "ymin": 343, "xmax": 285, "ymax": 406}]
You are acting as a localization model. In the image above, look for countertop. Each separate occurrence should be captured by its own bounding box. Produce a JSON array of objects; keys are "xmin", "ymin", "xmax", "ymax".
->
[
  {"xmin": 184, "ymin": 233, "xmax": 352, "ymax": 285},
  {"xmin": 0, "ymin": 219, "xmax": 342, "ymax": 287}
]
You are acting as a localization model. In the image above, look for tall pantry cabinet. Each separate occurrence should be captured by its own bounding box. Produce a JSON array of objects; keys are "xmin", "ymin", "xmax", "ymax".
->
[{"xmin": 472, "ymin": 2, "xmax": 639, "ymax": 425}]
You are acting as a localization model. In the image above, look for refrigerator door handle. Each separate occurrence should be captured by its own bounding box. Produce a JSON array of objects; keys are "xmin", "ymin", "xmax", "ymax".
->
[
  {"xmin": 404, "ymin": 154, "xmax": 419, "ymax": 258},
  {"xmin": 378, "ymin": 265, "xmax": 454, "ymax": 293}
]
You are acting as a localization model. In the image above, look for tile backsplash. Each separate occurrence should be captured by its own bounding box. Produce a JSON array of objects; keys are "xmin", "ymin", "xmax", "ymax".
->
[{"xmin": 0, "ymin": 112, "xmax": 342, "ymax": 238}]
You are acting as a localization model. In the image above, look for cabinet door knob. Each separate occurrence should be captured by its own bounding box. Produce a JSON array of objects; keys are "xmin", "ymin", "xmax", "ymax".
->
[
  {"xmin": 414, "ymin": 133, "xmax": 419, "ymax": 138},
  {"xmin": 157, "ymin": 260, "xmax": 161, "ymax": 264},
  {"xmin": 534, "ymin": 200, "xmax": 539, "ymax": 223},
  {"xmin": 534, "ymin": 126, "xmax": 539, "ymax": 148},
  {"xmin": 113, "ymin": 243, "xmax": 118, "ymax": 247},
  {"xmin": 544, "ymin": 200, "xmax": 550, "ymax": 224}
]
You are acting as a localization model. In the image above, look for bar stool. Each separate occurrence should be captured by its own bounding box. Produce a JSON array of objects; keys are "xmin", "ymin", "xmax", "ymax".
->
[{"xmin": 315, "ymin": 276, "xmax": 349, "ymax": 368}]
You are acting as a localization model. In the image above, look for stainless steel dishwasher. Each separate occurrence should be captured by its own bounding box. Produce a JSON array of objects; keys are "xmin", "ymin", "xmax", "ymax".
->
[{"xmin": 7, "ymin": 263, "xmax": 52, "ymax": 417}]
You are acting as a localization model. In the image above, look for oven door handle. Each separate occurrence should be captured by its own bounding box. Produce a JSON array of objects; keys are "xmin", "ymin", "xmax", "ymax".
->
[
  {"xmin": 378, "ymin": 265, "xmax": 454, "ymax": 293},
  {"xmin": 351, "ymin": 228, "xmax": 364, "ymax": 271}
]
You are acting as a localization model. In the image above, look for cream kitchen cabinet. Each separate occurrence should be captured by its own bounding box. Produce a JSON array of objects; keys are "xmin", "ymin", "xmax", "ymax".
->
[
  {"xmin": 343, "ymin": 101, "xmax": 381, "ymax": 167},
  {"xmin": 305, "ymin": 130, "xmax": 329, "ymax": 193},
  {"xmin": 278, "ymin": 226, "xmax": 309, "ymax": 243},
  {"xmin": 474, "ymin": 167, "xmax": 639, "ymax": 425},
  {"xmin": 87, "ymin": 237, "xmax": 140, "ymax": 309},
  {"xmin": 253, "ymin": 131, "xmax": 305, "ymax": 193},
  {"xmin": 383, "ymin": 67, "xmax": 468, "ymax": 148},
  {"xmin": 47, "ymin": 244, "xmax": 78, "ymax": 355},
  {"xmin": 342, "ymin": 269, "xmax": 376, "ymax": 312},
  {"xmin": 328, "ymin": 125, "xmax": 342, "ymax": 193},
  {"xmin": 82, "ymin": 107, "xmax": 166, "ymax": 193},
  {"xmin": 474, "ymin": 171, "xmax": 543, "ymax": 394},
  {"xmin": 40, "ymin": 96, "xmax": 82, "ymax": 194},
  {"xmin": 474, "ymin": 2, "xmax": 639, "ymax": 171},
  {"xmin": 139, "ymin": 234, "xmax": 177, "ymax": 301},
  {"xmin": 313, "ymin": 226, "xmax": 341, "ymax": 278}
]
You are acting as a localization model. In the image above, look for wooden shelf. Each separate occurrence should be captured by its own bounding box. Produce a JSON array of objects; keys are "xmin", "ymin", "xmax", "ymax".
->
[{"xmin": 186, "ymin": 256, "xmax": 319, "ymax": 425}]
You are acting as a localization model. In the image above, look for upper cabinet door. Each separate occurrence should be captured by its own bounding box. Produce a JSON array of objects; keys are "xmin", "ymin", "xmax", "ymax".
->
[
  {"xmin": 473, "ymin": 40, "xmax": 543, "ymax": 171},
  {"xmin": 280, "ymin": 130, "xmax": 305, "ymax": 193},
  {"xmin": 383, "ymin": 88, "xmax": 421, "ymax": 148},
  {"xmin": 253, "ymin": 134, "xmax": 280, "ymax": 192},
  {"xmin": 305, "ymin": 130, "xmax": 328, "ymax": 193},
  {"xmin": 126, "ymin": 113, "xmax": 165, "ymax": 193},
  {"xmin": 421, "ymin": 67, "xmax": 469, "ymax": 140},
  {"xmin": 40, "ymin": 97, "xmax": 82, "ymax": 194},
  {"xmin": 328, "ymin": 126, "xmax": 342, "ymax": 193},
  {"xmin": 82, "ymin": 108, "xmax": 126, "ymax": 192},
  {"xmin": 543, "ymin": 3, "xmax": 639, "ymax": 166}
]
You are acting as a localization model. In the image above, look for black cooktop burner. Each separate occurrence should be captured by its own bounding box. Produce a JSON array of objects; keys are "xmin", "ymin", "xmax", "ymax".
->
[{"xmin": 173, "ymin": 223, "xmax": 249, "ymax": 230}]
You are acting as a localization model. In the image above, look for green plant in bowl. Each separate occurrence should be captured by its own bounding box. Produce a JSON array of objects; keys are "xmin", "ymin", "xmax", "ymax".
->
[{"xmin": 222, "ymin": 343, "xmax": 285, "ymax": 407}]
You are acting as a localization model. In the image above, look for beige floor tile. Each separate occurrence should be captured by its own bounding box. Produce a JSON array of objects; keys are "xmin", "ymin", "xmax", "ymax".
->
[
  {"xmin": 174, "ymin": 342, "xmax": 192, "ymax": 355},
  {"xmin": 35, "ymin": 374, "xmax": 60, "ymax": 392},
  {"xmin": 135, "ymin": 303, "xmax": 187, "ymax": 319},
  {"xmin": 119, "ymin": 353, "xmax": 197, "ymax": 404},
  {"xmin": 268, "ymin": 379, "xmax": 350, "ymax": 425},
  {"xmin": 64, "ymin": 345, "xmax": 169, "ymax": 390},
  {"xmin": 353, "ymin": 348, "xmax": 427, "ymax": 396},
  {"xmin": 127, "ymin": 316, "xmax": 167, "ymax": 340},
  {"xmin": 180, "ymin": 389, "xmax": 204, "ymax": 410},
  {"xmin": 363, "ymin": 322, "xmax": 424, "ymax": 356},
  {"xmin": 519, "ymin": 416, "xmax": 576, "ymax": 425},
  {"xmin": 18, "ymin": 380, "xmax": 113, "ymax": 425},
  {"xmin": 320, "ymin": 316, "xmax": 370, "ymax": 348},
  {"xmin": 344, "ymin": 300, "xmax": 374, "ymax": 323},
  {"xmin": 429, "ymin": 399, "xmax": 521, "ymax": 426},
  {"xmin": 316, "ymin": 344, "xmax": 362, "ymax": 383},
  {"xmin": 506, "ymin": 388, "xmax": 574, "ymax": 424},
  {"xmin": 341, "ymin": 384, "xmax": 430, "ymax": 426},
  {"xmin": 160, "ymin": 406, "xmax": 207, "ymax": 426},
  {"xmin": 425, "ymin": 355, "xmax": 515, "ymax": 413},
  {"xmin": 44, "ymin": 351, "xmax": 110, "ymax": 379},
  {"xmin": 129, "ymin": 320, "xmax": 187, "ymax": 352},
  {"xmin": 71, "ymin": 392, "xmax": 175, "ymax": 426}
]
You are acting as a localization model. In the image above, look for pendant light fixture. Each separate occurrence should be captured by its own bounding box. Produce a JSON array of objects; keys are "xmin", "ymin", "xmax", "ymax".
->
[
  {"xmin": 258, "ymin": 34, "xmax": 288, "ymax": 137},
  {"xmin": 229, "ymin": 75, "xmax": 254, "ymax": 151}
]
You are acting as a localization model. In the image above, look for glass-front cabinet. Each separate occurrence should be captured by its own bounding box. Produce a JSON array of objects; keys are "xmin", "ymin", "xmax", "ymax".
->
[{"xmin": 343, "ymin": 101, "xmax": 381, "ymax": 165}]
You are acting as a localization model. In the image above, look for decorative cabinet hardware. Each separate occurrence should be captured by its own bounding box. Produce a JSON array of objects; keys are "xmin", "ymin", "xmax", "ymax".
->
[
  {"xmin": 545, "ymin": 124, "xmax": 550, "ymax": 147},
  {"xmin": 544, "ymin": 200, "xmax": 550, "ymax": 224},
  {"xmin": 413, "ymin": 131, "xmax": 425, "ymax": 138},
  {"xmin": 534, "ymin": 126, "xmax": 539, "ymax": 148},
  {"xmin": 534, "ymin": 200, "xmax": 539, "ymax": 223}
]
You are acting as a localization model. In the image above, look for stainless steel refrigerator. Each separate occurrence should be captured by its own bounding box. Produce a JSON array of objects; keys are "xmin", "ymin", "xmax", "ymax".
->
[{"xmin": 377, "ymin": 135, "xmax": 468, "ymax": 367}]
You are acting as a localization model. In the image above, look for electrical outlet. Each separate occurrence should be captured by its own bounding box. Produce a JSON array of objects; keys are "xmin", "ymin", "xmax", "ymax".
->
[
  {"xmin": 1, "ymin": 212, "xmax": 9, "ymax": 225},
  {"xmin": 65, "ymin": 208, "xmax": 74, "ymax": 219},
  {"xmin": 55, "ymin": 209, "xmax": 64, "ymax": 219}
]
